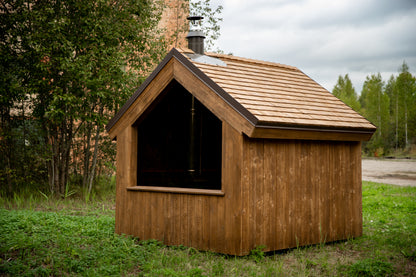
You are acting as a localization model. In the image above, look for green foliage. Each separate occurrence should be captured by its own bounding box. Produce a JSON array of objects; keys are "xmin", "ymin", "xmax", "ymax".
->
[
  {"xmin": 332, "ymin": 74, "xmax": 361, "ymax": 112},
  {"xmin": 1, "ymin": 182, "xmax": 415, "ymax": 276},
  {"xmin": 355, "ymin": 62, "xmax": 416, "ymax": 156},
  {"xmin": 249, "ymin": 245, "xmax": 266, "ymax": 263},
  {"xmin": 387, "ymin": 62, "xmax": 416, "ymax": 150},
  {"xmin": 1, "ymin": 0, "xmax": 167, "ymax": 194},
  {"xmin": 0, "ymin": 119, "xmax": 48, "ymax": 194},
  {"xmin": 360, "ymin": 74, "xmax": 390, "ymax": 155},
  {"xmin": 340, "ymin": 259, "xmax": 394, "ymax": 277}
]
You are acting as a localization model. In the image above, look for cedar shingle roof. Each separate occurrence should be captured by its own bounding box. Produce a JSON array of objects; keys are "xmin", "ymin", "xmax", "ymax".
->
[
  {"xmin": 106, "ymin": 48, "xmax": 376, "ymax": 139},
  {"xmin": 183, "ymin": 50, "xmax": 375, "ymax": 131}
]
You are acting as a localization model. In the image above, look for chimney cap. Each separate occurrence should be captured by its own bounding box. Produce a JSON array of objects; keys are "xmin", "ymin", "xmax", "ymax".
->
[
  {"xmin": 186, "ymin": 15, "xmax": 205, "ymax": 55},
  {"xmin": 187, "ymin": 15, "xmax": 204, "ymax": 21}
]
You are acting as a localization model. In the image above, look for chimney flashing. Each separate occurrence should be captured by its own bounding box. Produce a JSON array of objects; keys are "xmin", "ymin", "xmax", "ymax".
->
[{"xmin": 185, "ymin": 53, "xmax": 227, "ymax": 67}]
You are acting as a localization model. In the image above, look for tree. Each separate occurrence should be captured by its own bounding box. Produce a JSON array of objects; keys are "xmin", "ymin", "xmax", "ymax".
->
[
  {"xmin": 360, "ymin": 73, "xmax": 390, "ymax": 155},
  {"xmin": 395, "ymin": 62, "xmax": 416, "ymax": 149},
  {"xmin": 1, "ymin": 0, "xmax": 166, "ymax": 195},
  {"xmin": 332, "ymin": 74, "xmax": 361, "ymax": 112},
  {"xmin": 386, "ymin": 62, "xmax": 416, "ymax": 150}
]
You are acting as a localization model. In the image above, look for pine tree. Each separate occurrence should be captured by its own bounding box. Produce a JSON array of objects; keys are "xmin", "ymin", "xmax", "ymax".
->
[{"xmin": 332, "ymin": 74, "xmax": 361, "ymax": 112}]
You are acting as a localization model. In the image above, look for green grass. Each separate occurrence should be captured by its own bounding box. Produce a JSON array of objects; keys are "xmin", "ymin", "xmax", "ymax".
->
[{"xmin": 0, "ymin": 181, "xmax": 415, "ymax": 276}]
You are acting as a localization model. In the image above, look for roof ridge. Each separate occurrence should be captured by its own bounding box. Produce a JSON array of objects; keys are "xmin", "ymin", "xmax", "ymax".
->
[{"xmin": 205, "ymin": 52, "xmax": 299, "ymax": 71}]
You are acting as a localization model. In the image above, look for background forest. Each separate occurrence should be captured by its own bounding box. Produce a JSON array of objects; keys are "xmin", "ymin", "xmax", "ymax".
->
[
  {"xmin": 0, "ymin": 0, "xmax": 414, "ymax": 197},
  {"xmin": 333, "ymin": 63, "xmax": 416, "ymax": 157}
]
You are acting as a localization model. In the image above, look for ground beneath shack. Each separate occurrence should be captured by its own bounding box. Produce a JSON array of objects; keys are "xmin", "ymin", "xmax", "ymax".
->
[{"xmin": 362, "ymin": 158, "xmax": 416, "ymax": 186}]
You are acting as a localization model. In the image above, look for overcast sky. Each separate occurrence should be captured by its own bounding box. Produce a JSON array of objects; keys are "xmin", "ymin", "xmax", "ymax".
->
[{"xmin": 209, "ymin": 0, "xmax": 416, "ymax": 93}]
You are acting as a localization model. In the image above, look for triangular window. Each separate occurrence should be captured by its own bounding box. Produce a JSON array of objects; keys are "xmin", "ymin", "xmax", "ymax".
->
[{"xmin": 135, "ymin": 80, "xmax": 222, "ymax": 190}]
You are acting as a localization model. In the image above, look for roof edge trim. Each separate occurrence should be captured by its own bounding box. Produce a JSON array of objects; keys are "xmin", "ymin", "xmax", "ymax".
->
[{"xmin": 254, "ymin": 123, "xmax": 376, "ymax": 134}]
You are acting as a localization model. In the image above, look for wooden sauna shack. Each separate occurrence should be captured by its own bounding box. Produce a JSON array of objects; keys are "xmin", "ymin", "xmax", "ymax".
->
[{"xmin": 106, "ymin": 47, "xmax": 376, "ymax": 255}]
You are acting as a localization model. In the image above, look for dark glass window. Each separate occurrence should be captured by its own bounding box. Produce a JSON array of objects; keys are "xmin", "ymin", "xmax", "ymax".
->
[{"xmin": 136, "ymin": 80, "xmax": 222, "ymax": 190}]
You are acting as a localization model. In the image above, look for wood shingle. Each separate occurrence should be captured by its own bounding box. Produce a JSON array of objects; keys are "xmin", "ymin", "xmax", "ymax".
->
[{"xmin": 184, "ymin": 50, "xmax": 374, "ymax": 131}]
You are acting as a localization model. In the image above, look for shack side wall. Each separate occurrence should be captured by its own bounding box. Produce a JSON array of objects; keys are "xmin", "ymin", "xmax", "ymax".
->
[
  {"xmin": 116, "ymin": 124, "xmax": 363, "ymax": 255},
  {"xmin": 115, "ymin": 122, "xmax": 245, "ymax": 255},
  {"xmin": 240, "ymin": 137, "xmax": 362, "ymax": 254}
]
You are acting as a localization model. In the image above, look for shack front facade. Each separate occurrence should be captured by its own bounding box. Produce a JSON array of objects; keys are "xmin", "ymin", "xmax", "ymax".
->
[{"xmin": 106, "ymin": 48, "xmax": 376, "ymax": 256}]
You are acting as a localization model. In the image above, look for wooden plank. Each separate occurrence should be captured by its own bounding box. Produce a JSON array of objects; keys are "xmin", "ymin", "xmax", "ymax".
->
[
  {"xmin": 202, "ymin": 196, "xmax": 210, "ymax": 251},
  {"xmin": 310, "ymin": 142, "xmax": 320, "ymax": 245},
  {"xmin": 285, "ymin": 142, "xmax": 295, "ymax": 248},
  {"xmin": 115, "ymin": 127, "xmax": 135, "ymax": 235},
  {"xmin": 223, "ymin": 122, "xmax": 239, "ymax": 254},
  {"xmin": 250, "ymin": 127, "xmax": 374, "ymax": 142},
  {"xmin": 127, "ymin": 186, "xmax": 224, "ymax": 196},
  {"xmin": 352, "ymin": 142, "xmax": 363, "ymax": 237},
  {"xmin": 264, "ymin": 140, "xmax": 277, "ymax": 251},
  {"xmin": 155, "ymin": 193, "xmax": 164, "ymax": 240},
  {"xmin": 321, "ymin": 142, "xmax": 331, "ymax": 243},
  {"xmin": 241, "ymin": 135, "xmax": 251, "ymax": 255},
  {"xmin": 303, "ymin": 142, "xmax": 313, "ymax": 245},
  {"xmin": 216, "ymin": 189, "xmax": 226, "ymax": 253},
  {"xmin": 196, "ymin": 196, "xmax": 204, "ymax": 250},
  {"xmin": 171, "ymin": 194, "xmax": 179, "ymax": 245},
  {"xmin": 222, "ymin": 120, "xmax": 232, "ymax": 254},
  {"xmin": 275, "ymin": 141, "xmax": 285, "ymax": 249},
  {"xmin": 248, "ymin": 139, "xmax": 264, "ymax": 247},
  {"xmin": 183, "ymin": 194, "xmax": 190, "ymax": 246},
  {"xmin": 209, "ymin": 197, "xmax": 218, "ymax": 252},
  {"xmin": 344, "ymin": 143, "xmax": 353, "ymax": 238},
  {"xmin": 165, "ymin": 193, "xmax": 172, "ymax": 245}
]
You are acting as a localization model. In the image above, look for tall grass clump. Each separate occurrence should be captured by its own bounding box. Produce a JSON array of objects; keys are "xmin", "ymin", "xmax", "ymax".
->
[{"xmin": 0, "ymin": 175, "xmax": 116, "ymax": 216}]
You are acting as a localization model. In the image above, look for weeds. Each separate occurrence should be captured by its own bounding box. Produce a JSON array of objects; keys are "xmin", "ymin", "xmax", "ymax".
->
[
  {"xmin": 249, "ymin": 245, "xmax": 266, "ymax": 263},
  {"xmin": 0, "ymin": 181, "xmax": 415, "ymax": 276},
  {"xmin": 340, "ymin": 258, "xmax": 395, "ymax": 277}
]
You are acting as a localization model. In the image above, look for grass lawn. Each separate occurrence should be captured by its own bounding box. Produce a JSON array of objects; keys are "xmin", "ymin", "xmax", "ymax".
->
[{"xmin": 0, "ymin": 181, "xmax": 415, "ymax": 276}]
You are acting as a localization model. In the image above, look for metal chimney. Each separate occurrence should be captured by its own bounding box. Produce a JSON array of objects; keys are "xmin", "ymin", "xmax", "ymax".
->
[{"xmin": 186, "ymin": 16, "xmax": 205, "ymax": 55}]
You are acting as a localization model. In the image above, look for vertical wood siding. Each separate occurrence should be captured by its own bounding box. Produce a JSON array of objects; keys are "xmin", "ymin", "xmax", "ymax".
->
[
  {"xmin": 116, "ymin": 122, "xmax": 243, "ymax": 254},
  {"xmin": 115, "ymin": 123, "xmax": 362, "ymax": 255},
  {"xmin": 241, "ymin": 137, "xmax": 362, "ymax": 253}
]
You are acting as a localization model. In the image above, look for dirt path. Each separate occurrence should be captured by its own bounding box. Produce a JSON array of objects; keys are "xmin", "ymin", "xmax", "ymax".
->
[{"xmin": 362, "ymin": 158, "xmax": 416, "ymax": 186}]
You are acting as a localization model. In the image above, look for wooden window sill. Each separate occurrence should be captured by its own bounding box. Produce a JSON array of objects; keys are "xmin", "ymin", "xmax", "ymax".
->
[{"xmin": 126, "ymin": 186, "xmax": 224, "ymax": 196}]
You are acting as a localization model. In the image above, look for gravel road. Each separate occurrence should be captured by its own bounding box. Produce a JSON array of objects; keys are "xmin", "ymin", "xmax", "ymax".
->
[{"xmin": 362, "ymin": 159, "xmax": 416, "ymax": 186}]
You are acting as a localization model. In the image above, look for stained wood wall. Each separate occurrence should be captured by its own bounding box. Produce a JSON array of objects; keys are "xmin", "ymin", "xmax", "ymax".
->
[
  {"xmin": 240, "ymin": 136, "xmax": 362, "ymax": 253},
  {"xmin": 115, "ymin": 122, "xmax": 362, "ymax": 255}
]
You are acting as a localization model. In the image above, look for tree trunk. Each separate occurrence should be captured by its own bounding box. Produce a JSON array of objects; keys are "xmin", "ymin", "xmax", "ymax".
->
[
  {"xmin": 83, "ymin": 122, "xmax": 92, "ymax": 190},
  {"xmin": 46, "ymin": 118, "xmax": 73, "ymax": 196},
  {"xmin": 88, "ymin": 123, "xmax": 101, "ymax": 194},
  {"xmin": 405, "ymin": 106, "xmax": 408, "ymax": 148},
  {"xmin": 395, "ymin": 94, "xmax": 398, "ymax": 151}
]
